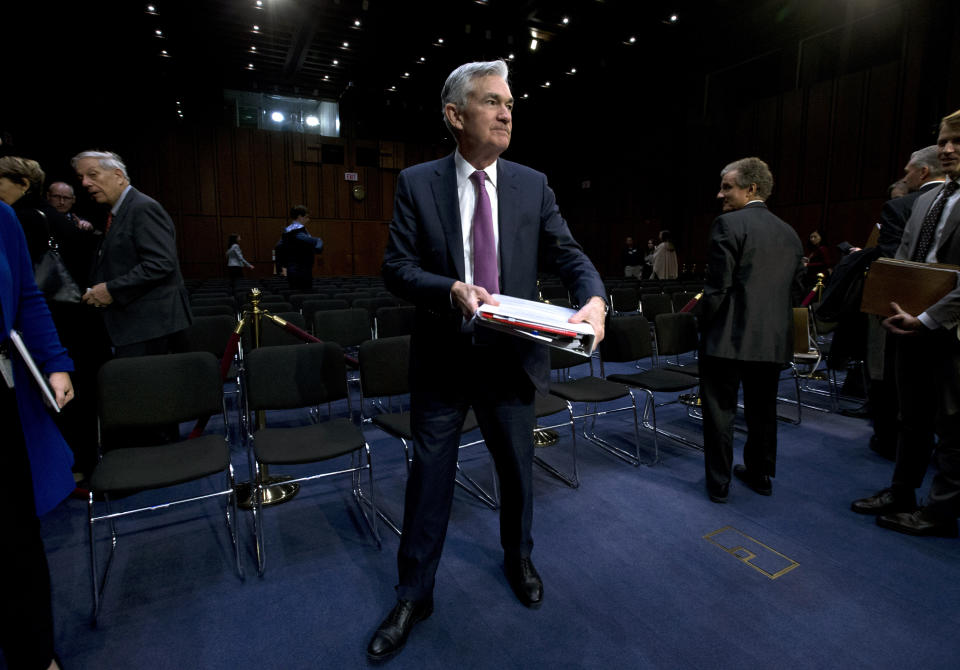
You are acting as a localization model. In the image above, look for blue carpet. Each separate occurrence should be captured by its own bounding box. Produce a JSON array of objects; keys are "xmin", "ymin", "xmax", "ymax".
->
[{"xmin": 34, "ymin": 358, "xmax": 960, "ymax": 670}]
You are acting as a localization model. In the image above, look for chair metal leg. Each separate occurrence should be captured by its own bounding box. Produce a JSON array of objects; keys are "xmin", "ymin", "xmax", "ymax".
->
[
  {"xmin": 351, "ymin": 444, "xmax": 381, "ymax": 548},
  {"xmin": 639, "ymin": 389, "xmax": 703, "ymax": 457},
  {"xmin": 253, "ymin": 461, "xmax": 266, "ymax": 577},
  {"xmin": 580, "ymin": 391, "xmax": 646, "ymax": 466},
  {"xmin": 88, "ymin": 493, "xmax": 118, "ymax": 627},
  {"xmin": 225, "ymin": 465, "xmax": 245, "ymax": 580},
  {"xmin": 533, "ymin": 404, "xmax": 580, "ymax": 488}
]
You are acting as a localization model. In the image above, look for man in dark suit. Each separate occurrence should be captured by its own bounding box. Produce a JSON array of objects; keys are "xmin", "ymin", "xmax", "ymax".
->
[
  {"xmin": 698, "ymin": 157, "xmax": 804, "ymax": 503},
  {"xmin": 368, "ymin": 60, "xmax": 607, "ymax": 661},
  {"xmin": 73, "ymin": 150, "xmax": 191, "ymax": 357},
  {"xmin": 876, "ymin": 145, "xmax": 946, "ymax": 258},
  {"xmin": 866, "ymin": 109, "xmax": 960, "ymax": 538},
  {"xmin": 853, "ymin": 146, "xmax": 946, "ymax": 463}
]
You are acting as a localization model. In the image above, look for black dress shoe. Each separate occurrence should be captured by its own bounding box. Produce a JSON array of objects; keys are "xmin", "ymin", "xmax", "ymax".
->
[
  {"xmin": 733, "ymin": 464, "xmax": 772, "ymax": 496},
  {"xmin": 367, "ymin": 598, "xmax": 433, "ymax": 662},
  {"xmin": 707, "ymin": 483, "xmax": 729, "ymax": 503},
  {"xmin": 504, "ymin": 557, "xmax": 543, "ymax": 608},
  {"xmin": 850, "ymin": 487, "xmax": 916, "ymax": 515},
  {"xmin": 876, "ymin": 508, "xmax": 959, "ymax": 538}
]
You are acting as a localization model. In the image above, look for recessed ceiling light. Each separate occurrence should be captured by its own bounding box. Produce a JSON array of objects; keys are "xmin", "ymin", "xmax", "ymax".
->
[
  {"xmin": 670, "ymin": 14, "xmax": 678, "ymax": 22},
  {"xmin": 247, "ymin": 63, "xmax": 255, "ymax": 70},
  {"xmin": 342, "ymin": 41, "xmax": 349, "ymax": 48},
  {"xmin": 354, "ymin": 19, "xmax": 361, "ymax": 27},
  {"xmin": 305, "ymin": 115, "xmax": 320, "ymax": 127},
  {"xmin": 419, "ymin": 57, "xmax": 426, "ymax": 62},
  {"xmin": 146, "ymin": 4, "xmax": 157, "ymax": 15},
  {"xmin": 522, "ymin": 93, "xmax": 529, "ymax": 99},
  {"xmin": 627, "ymin": 36, "xmax": 636, "ymax": 44},
  {"xmin": 332, "ymin": 59, "xmax": 339, "ymax": 65},
  {"xmin": 255, "ymin": 1, "xmax": 263, "ymax": 8},
  {"xmin": 252, "ymin": 25, "xmax": 260, "ymax": 32},
  {"xmin": 567, "ymin": 68, "xmax": 577, "ymax": 75},
  {"xmin": 542, "ymin": 81, "xmax": 551, "ymax": 88},
  {"xmin": 250, "ymin": 46, "xmax": 257, "ymax": 52},
  {"xmin": 270, "ymin": 111, "xmax": 284, "ymax": 123},
  {"xmin": 507, "ymin": 53, "xmax": 515, "ymax": 60},
  {"xmin": 562, "ymin": 17, "xmax": 570, "ymax": 25},
  {"xmin": 154, "ymin": 29, "xmax": 162, "ymax": 36},
  {"xmin": 389, "ymin": 86, "xmax": 397, "ymax": 92},
  {"xmin": 529, "ymin": 38, "xmax": 538, "ymax": 51}
]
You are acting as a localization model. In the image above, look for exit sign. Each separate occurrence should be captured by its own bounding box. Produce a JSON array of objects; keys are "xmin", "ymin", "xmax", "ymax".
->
[{"xmin": 344, "ymin": 172, "xmax": 359, "ymax": 181}]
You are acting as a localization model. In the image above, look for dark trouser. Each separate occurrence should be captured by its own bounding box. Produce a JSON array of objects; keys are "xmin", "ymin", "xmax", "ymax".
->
[
  {"xmin": 0, "ymin": 384, "xmax": 56, "ymax": 670},
  {"xmin": 891, "ymin": 335, "xmax": 938, "ymax": 491},
  {"xmin": 867, "ymin": 329, "xmax": 899, "ymax": 454},
  {"xmin": 396, "ymin": 346, "xmax": 536, "ymax": 602},
  {"xmin": 286, "ymin": 270, "xmax": 312, "ymax": 292},
  {"xmin": 113, "ymin": 334, "xmax": 172, "ymax": 358},
  {"xmin": 700, "ymin": 355, "xmax": 781, "ymax": 489}
]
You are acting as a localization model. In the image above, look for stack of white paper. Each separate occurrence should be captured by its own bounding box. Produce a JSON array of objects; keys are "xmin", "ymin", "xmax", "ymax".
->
[{"xmin": 474, "ymin": 294, "xmax": 595, "ymax": 357}]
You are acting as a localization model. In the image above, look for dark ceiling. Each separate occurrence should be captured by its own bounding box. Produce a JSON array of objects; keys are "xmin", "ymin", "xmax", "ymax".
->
[{"xmin": 9, "ymin": 0, "xmax": 906, "ymax": 148}]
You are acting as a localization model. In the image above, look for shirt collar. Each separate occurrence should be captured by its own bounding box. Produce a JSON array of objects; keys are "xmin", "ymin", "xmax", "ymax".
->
[
  {"xmin": 111, "ymin": 185, "xmax": 132, "ymax": 215},
  {"xmin": 455, "ymin": 150, "xmax": 497, "ymax": 189}
]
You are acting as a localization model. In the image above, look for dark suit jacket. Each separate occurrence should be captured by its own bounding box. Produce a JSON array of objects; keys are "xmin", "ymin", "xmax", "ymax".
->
[
  {"xmin": 877, "ymin": 181, "xmax": 944, "ymax": 257},
  {"xmin": 92, "ymin": 187, "xmax": 192, "ymax": 347},
  {"xmin": 382, "ymin": 153, "xmax": 604, "ymax": 394},
  {"xmin": 894, "ymin": 179, "xmax": 960, "ymax": 414},
  {"xmin": 698, "ymin": 202, "xmax": 805, "ymax": 364}
]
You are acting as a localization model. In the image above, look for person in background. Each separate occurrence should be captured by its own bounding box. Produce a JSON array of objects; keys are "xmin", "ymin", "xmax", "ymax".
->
[
  {"xmin": 622, "ymin": 236, "xmax": 642, "ymax": 278},
  {"xmin": 47, "ymin": 181, "xmax": 94, "ymax": 232},
  {"xmin": 698, "ymin": 157, "xmax": 804, "ymax": 503},
  {"xmin": 278, "ymin": 205, "xmax": 323, "ymax": 291},
  {"xmin": 803, "ymin": 229, "xmax": 834, "ymax": 290},
  {"xmin": 651, "ymin": 229, "xmax": 678, "ymax": 279},
  {"xmin": 642, "ymin": 238, "xmax": 656, "ymax": 278},
  {"xmin": 1, "ymin": 201, "xmax": 73, "ymax": 670},
  {"xmin": 73, "ymin": 150, "xmax": 192, "ymax": 357},
  {"xmin": 225, "ymin": 233, "xmax": 254, "ymax": 287}
]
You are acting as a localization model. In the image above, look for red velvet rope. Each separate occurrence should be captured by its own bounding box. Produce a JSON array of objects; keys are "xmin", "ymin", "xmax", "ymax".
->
[
  {"xmin": 800, "ymin": 288, "xmax": 818, "ymax": 307},
  {"xmin": 679, "ymin": 295, "xmax": 701, "ymax": 313}
]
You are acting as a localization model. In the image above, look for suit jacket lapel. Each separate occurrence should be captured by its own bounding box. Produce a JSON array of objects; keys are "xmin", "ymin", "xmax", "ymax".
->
[
  {"xmin": 936, "ymin": 182, "xmax": 960, "ymax": 260},
  {"xmin": 496, "ymin": 160, "xmax": 520, "ymax": 294},
  {"xmin": 431, "ymin": 155, "xmax": 465, "ymax": 282}
]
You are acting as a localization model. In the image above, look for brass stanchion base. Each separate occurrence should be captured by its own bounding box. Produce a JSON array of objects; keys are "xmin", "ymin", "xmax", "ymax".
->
[
  {"xmin": 679, "ymin": 393, "xmax": 701, "ymax": 407},
  {"xmin": 534, "ymin": 428, "xmax": 560, "ymax": 448},
  {"xmin": 809, "ymin": 370, "xmax": 829, "ymax": 381},
  {"xmin": 236, "ymin": 475, "xmax": 300, "ymax": 510}
]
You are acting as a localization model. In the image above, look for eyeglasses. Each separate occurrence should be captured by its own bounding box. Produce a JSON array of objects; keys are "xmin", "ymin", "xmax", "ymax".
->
[{"xmin": 48, "ymin": 194, "xmax": 75, "ymax": 201}]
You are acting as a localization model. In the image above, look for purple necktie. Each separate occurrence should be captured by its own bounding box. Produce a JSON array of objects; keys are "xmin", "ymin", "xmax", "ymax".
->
[{"xmin": 471, "ymin": 170, "xmax": 499, "ymax": 293}]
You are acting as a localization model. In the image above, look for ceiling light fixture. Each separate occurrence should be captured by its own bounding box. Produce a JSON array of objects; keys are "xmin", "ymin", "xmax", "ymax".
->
[
  {"xmin": 353, "ymin": 19, "xmax": 361, "ymax": 27},
  {"xmin": 342, "ymin": 41, "xmax": 349, "ymax": 48},
  {"xmin": 305, "ymin": 115, "xmax": 320, "ymax": 127},
  {"xmin": 154, "ymin": 29, "xmax": 163, "ymax": 37},
  {"xmin": 252, "ymin": 25, "xmax": 260, "ymax": 33},
  {"xmin": 332, "ymin": 59, "xmax": 339, "ymax": 65},
  {"xmin": 507, "ymin": 53, "xmax": 515, "ymax": 60},
  {"xmin": 562, "ymin": 17, "xmax": 570, "ymax": 25},
  {"xmin": 146, "ymin": 5, "xmax": 157, "ymax": 15},
  {"xmin": 247, "ymin": 63, "xmax": 255, "ymax": 70},
  {"xmin": 249, "ymin": 46, "xmax": 257, "ymax": 53},
  {"xmin": 255, "ymin": 1, "xmax": 263, "ymax": 9},
  {"xmin": 542, "ymin": 81, "xmax": 551, "ymax": 88},
  {"xmin": 567, "ymin": 68, "xmax": 577, "ymax": 75},
  {"xmin": 270, "ymin": 111, "xmax": 285, "ymax": 123},
  {"xmin": 670, "ymin": 14, "xmax": 678, "ymax": 22},
  {"xmin": 529, "ymin": 38, "xmax": 538, "ymax": 51}
]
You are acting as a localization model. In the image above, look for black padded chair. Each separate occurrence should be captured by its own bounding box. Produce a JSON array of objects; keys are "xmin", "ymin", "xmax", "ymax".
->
[
  {"xmin": 191, "ymin": 304, "xmax": 236, "ymax": 318},
  {"xmin": 244, "ymin": 342, "xmax": 379, "ymax": 575},
  {"xmin": 547, "ymin": 346, "xmax": 644, "ymax": 467},
  {"xmin": 87, "ymin": 352, "xmax": 243, "ymax": 623},
  {"xmin": 172, "ymin": 315, "xmax": 237, "ymax": 359},
  {"xmin": 655, "ymin": 312, "xmax": 700, "ymax": 376},
  {"xmin": 602, "ymin": 314, "xmax": 702, "ymax": 461},
  {"xmin": 302, "ymin": 299, "xmax": 350, "ymax": 331},
  {"xmin": 313, "ymin": 307, "xmax": 373, "ymax": 362},
  {"xmin": 243, "ymin": 311, "xmax": 309, "ymax": 349},
  {"xmin": 609, "ymin": 286, "xmax": 640, "ymax": 314},
  {"xmin": 358, "ymin": 336, "xmax": 497, "ymax": 535},
  {"xmin": 375, "ymin": 305, "xmax": 416, "ymax": 338}
]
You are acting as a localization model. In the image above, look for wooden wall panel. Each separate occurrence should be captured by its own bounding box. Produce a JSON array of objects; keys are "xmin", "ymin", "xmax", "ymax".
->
[
  {"xmin": 235, "ymin": 129, "xmax": 255, "ymax": 215},
  {"xmin": 196, "ymin": 129, "xmax": 219, "ymax": 216},
  {"xmin": 756, "ymin": 96, "xmax": 779, "ymax": 166},
  {"xmin": 320, "ymin": 165, "xmax": 339, "ymax": 218},
  {"xmin": 317, "ymin": 220, "xmax": 353, "ymax": 276},
  {"xmin": 862, "ymin": 63, "xmax": 901, "ymax": 196},
  {"xmin": 180, "ymin": 215, "xmax": 219, "ymax": 265},
  {"xmin": 353, "ymin": 221, "xmax": 390, "ymax": 277},
  {"xmin": 252, "ymin": 132, "xmax": 274, "ymax": 218},
  {"xmin": 801, "ymin": 81, "xmax": 833, "ymax": 204},
  {"xmin": 255, "ymin": 217, "xmax": 286, "ymax": 264},
  {"xmin": 304, "ymin": 163, "xmax": 321, "ymax": 219},
  {"xmin": 216, "ymin": 127, "xmax": 237, "ymax": 217},
  {"xmin": 777, "ymin": 89, "xmax": 804, "ymax": 205},
  {"xmin": 176, "ymin": 130, "xmax": 201, "ymax": 215},
  {"xmin": 829, "ymin": 72, "xmax": 865, "ymax": 202},
  {"xmin": 221, "ymin": 215, "xmax": 256, "ymax": 261},
  {"xmin": 268, "ymin": 132, "xmax": 287, "ymax": 217}
]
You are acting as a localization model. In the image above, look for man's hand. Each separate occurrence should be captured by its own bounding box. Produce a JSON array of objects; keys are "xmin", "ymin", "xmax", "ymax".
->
[
  {"xmin": 75, "ymin": 217, "xmax": 94, "ymax": 232},
  {"xmin": 882, "ymin": 301, "xmax": 925, "ymax": 336},
  {"xmin": 48, "ymin": 371, "xmax": 74, "ymax": 409},
  {"xmin": 82, "ymin": 283, "xmax": 113, "ymax": 308},
  {"xmin": 451, "ymin": 280, "xmax": 499, "ymax": 318},
  {"xmin": 569, "ymin": 296, "xmax": 607, "ymax": 351}
]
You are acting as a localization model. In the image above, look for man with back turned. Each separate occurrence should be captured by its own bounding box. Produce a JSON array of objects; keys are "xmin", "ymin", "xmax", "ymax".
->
[
  {"xmin": 368, "ymin": 59, "xmax": 607, "ymax": 661},
  {"xmin": 698, "ymin": 157, "xmax": 804, "ymax": 503}
]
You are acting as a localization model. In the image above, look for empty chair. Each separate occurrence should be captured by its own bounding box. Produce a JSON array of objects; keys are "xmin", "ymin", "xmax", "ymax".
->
[
  {"xmin": 357, "ymin": 336, "xmax": 496, "ymax": 535},
  {"xmin": 302, "ymin": 299, "xmax": 350, "ymax": 331},
  {"xmin": 172, "ymin": 314, "xmax": 237, "ymax": 359},
  {"xmin": 375, "ymin": 305, "xmax": 416, "ymax": 338},
  {"xmin": 670, "ymin": 291, "xmax": 699, "ymax": 313},
  {"xmin": 191, "ymin": 304, "xmax": 236, "ymax": 318},
  {"xmin": 639, "ymin": 293, "xmax": 673, "ymax": 321},
  {"xmin": 655, "ymin": 312, "xmax": 700, "ymax": 375},
  {"xmin": 602, "ymin": 314, "xmax": 702, "ymax": 461},
  {"xmin": 333, "ymin": 291, "xmax": 373, "ymax": 305},
  {"xmin": 87, "ymin": 352, "xmax": 243, "ymax": 623},
  {"xmin": 313, "ymin": 307, "xmax": 373, "ymax": 352},
  {"xmin": 240, "ymin": 301, "xmax": 293, "ymax": 314},
  {"xmin": 354, "ymin": 297, "xmax": 400, "ymax": 329},
  {"xmin": 244, "ymin": 342, "xmax": 379, "ymax": 575},
  {"xmin": 609, "ymin": 286, "xmax": 640, "ymax": 314},
  {"xmin": 190, "ymin": 295, "xmax": 235, "ymax": 309},
  {"xmin": 547, "ymin": 346, "xmax": 644, "ymax": 468},
  {"xmin": 288, "ymin": 292, "xmax": 321, "ymax": 311},
  {"xmin": 244, "ymin": 311, "xmax": 309, "ymax": 349}
]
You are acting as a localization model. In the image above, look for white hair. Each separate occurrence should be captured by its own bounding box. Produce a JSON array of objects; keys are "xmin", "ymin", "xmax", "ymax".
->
[{"xmin": 71, "ymin": 150, "xmax": 129, "ymax": 180}]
